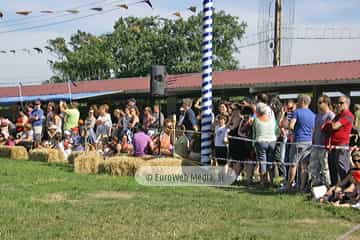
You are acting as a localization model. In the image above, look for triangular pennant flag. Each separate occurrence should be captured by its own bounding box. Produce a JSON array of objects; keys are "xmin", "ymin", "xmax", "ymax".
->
[
  {"xmin": 40, "ymin": 10, "xmax": 55, "ymax": 14},
  {"xmin": 188, "ymin": 6, "xmax": 197, "ymax": 13},
  {"xmin": 33, "ymin": 47, "xmax": 43, "ymax": 53},
  {"xmin": 134, "ymin": 0, "xmax": 153, "ymax": 9},
  {"xmin": 173, "ymin": 12, "xmax": 181, "ymax": 18},
  {"xmin": 16, "ymin": 11, "xmax": 32, "ymax": 16},
  {"xmin": 45, "ymin": 46, "xmax": 53, "ymax": 51},
  {"xmin": 117, "ymin": 4, "xmax": 129, "ymax": 10},
  {"xmin": 90, "ymin": 7, "xmax": 103, "ymax": 11},
  {"xmin": 66, "ymin": 9, "xmax": 79, "ymax": 14}
]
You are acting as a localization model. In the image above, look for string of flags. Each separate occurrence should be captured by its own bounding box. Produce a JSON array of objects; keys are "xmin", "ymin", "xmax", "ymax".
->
[
  {"xmin": 0, "ymin": 0, "xmax": 154, "ymax": 19},
  {"xmin": 0, "ymin": 1, "xmax": 199, "ymax": 55}
]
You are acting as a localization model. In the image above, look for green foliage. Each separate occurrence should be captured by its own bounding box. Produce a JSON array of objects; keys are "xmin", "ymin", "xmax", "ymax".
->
[{"xmin": 48, "ymin": 11, "xmax": 247, "ymax": 82}]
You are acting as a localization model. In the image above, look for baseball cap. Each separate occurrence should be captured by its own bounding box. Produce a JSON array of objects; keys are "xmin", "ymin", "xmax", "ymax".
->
[{"xmin": 34, "ymin": 100, "xmax": 41, "ymax": 105}]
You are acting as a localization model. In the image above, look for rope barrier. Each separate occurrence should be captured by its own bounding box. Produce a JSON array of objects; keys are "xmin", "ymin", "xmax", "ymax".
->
[{"xmin": 173, "ymin": 128, "xmax": 357, "ymax": 151}]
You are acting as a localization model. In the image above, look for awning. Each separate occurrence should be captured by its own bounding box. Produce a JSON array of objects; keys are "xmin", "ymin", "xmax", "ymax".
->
[{"xmin": 0, "ymin": 90, "xmax": 123, "ymax": 105}]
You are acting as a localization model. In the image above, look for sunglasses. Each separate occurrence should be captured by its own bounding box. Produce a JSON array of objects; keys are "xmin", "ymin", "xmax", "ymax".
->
[
  {"xmin": 318, "ymin": 101, "xmax": 324, "ymax": 104},
  {"xmin": 337, "ymin": 102, "xmax": 345, "ymax": 105},
  {"xmin": 353, "ymin": 160, "xmax": 360, "ymax": 163}
]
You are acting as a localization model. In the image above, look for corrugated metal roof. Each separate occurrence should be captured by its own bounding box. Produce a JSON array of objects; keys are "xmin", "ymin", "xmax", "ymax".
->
[{"xmin": 1, "ymin": 60, "xmax": 359, "ymax": 98}]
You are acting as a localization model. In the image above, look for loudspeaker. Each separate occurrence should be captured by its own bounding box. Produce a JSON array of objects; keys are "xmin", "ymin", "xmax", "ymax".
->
[{"xmin": 150, "ymin": 65, "xmax": 166, "ymax": 96}]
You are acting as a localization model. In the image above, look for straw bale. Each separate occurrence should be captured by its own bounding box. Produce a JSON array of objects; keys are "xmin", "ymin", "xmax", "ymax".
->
[
  {"xmin": 29, "ymin": 148, "xmax": 66, "ymax": 163},
  {"xmin": 74, "ymin": 151, "xmax": 104, "ymax": 174},
  {"xmin": 103, "ymin": 156, "xmax": 146, "ymax": 176},
  {"xmin": 67, "ymin": 151, "xmax": 84, "ymax": 164},
  {"xmin": 0, "ymin": 146, "xmax": 28, "ymax": 160}
]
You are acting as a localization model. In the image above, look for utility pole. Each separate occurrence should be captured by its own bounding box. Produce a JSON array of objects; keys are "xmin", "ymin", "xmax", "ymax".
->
[{"xmin": 273, "ymin": 0, "xmax": 282, "ymax": 67}]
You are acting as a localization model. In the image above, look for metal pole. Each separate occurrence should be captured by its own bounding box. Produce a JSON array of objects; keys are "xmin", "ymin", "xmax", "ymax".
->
[
  {"xmin": 18, "ymin": 81, "xmax": 23, "ymax": 108},
  {"xmin": 67, "ymin": 79, "xmax": 72, "ymax": 104},
  {"xmin": 201, "ymin": 0, "xmax": 213, "ymax": 164},
  {"xmin": 273, "ymin": 0, "xmax": 282, "ymax": 66}
]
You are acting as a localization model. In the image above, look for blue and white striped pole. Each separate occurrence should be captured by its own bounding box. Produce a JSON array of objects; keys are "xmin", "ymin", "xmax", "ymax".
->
[{"xmin": 201, "ymin": 0, "xmax": 213, "ymax": 164}]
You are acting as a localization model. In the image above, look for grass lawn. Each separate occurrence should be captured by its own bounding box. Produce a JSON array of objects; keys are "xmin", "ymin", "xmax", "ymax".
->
[{"xmin": 0, "ymin": 158, "xmax": 359, "ymax": 240}]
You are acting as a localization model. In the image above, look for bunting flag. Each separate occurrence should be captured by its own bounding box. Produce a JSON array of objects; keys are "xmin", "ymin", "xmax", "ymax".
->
[
  {"xmin": 10, "ymin": 50, "xmax": 16, "ymax": 54},
  {"xmin": 90, "ymin": 7, "xmax": 103, "ymax": 12},
  {"xmin": 173, "ymin": 12, "xmax": 182, "ymax": 18},
  {"xmin": 33, "ymin": 47, "xmax": 43, "ymax": 53},
  {"xmin": 117, "ymin": 4, "xmax": 129, "ymax": 10},
  {"xmin": 16, "ymin": 11, "xmax": 32, "ymax": 16},
  {"xmin": 44, "ymin": 46, "xmax": 54, "ymax": 51},
  {"xmin": 70, "ymin": 79, "xmax": 78, "ymax": 87},
  {"xmin": 40, "ymin": 10, "xmax": 55, "ymax": 14},
  {"xmin": 66, "ymin": 10, "xmax": 80, "ymax": 14},
  {"xmin": 188, "ymin": 6, "xmax": 197, "ymax": 13},
  {"xmin": 133, "ymin": 0, "xmax": 153, "ymax": 9},
  {"xmin": 0, "ymin": 50, "xmax": 6, "ymax": 54}
]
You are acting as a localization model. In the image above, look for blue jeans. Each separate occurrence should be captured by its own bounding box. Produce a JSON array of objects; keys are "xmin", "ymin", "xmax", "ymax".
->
[{"xmin": 255, "ymin": 141, "xmax": 276, "ymax": 174}]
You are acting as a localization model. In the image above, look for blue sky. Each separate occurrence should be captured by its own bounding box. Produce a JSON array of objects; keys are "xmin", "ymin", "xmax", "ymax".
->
[{"xmin": 0, "ymin": 0, "xmax": 360, "ymax": 85}]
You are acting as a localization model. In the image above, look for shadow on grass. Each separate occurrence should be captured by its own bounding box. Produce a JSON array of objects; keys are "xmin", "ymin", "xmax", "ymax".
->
[
  {"xmin": 217, "ymin": 182, "xmax": 301, "ymax": 197},
  {"xmin": 45, "ymin": 162, "xmax": 74, "ymax": 173}
]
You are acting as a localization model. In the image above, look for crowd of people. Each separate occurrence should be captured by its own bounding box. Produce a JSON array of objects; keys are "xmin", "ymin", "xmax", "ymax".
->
[{"xmin": 0, "ymin": 94, "xmax": 359, "ymax": 209}]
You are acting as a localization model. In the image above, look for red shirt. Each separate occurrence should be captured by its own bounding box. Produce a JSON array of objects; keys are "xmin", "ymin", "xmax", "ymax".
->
[{"xmin": 331, "ymin": 109, "xmax": 354, "ymax": 145}]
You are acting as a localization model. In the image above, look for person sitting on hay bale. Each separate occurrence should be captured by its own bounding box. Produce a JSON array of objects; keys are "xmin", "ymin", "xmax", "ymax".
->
[
  {"xmin": 153, "ymin": 119, "xmax": 174, "ymax": 157},
  {"xmin": 320, "ymin": 151, "xmax": 360, "ymax": 208},
  {"xmin": 116, "ymin": 133, "xmax": 133, "ymax": 155},
  {"xmin": 71, "ymin": 127, "xmax": 84, "ymax": 152},
  {"xmin": 132, "ymin": 123, "xmax": 154, "ymax": 157},
  {"xmin": 63, "ymin": 130, "xmax": 73, "ymax": 158},
  {"xmin": 15, "ymin": 123, "xmax": 33, "ymax": 151},
  {"xmin": 174, "ymin": 125, "xmax": 190, "ymax": 159},
  {"xmin": 47, "ymin": 124, "xmax": 58, "ymax": 147}
]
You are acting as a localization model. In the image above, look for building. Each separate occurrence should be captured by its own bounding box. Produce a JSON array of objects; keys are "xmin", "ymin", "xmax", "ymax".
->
[{"xmin": 1, "ymin": 60, "xmax": 360, "ymax": 115}]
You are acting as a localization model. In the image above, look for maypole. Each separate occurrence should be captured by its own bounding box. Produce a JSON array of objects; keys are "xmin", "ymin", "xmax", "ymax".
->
[{"xmin": 201, "ymin": 0, "xmax": 213, "ymax": 164}]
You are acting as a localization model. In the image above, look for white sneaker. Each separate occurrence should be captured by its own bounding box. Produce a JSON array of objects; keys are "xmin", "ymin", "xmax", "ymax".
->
[{"xmin": 351, "ymin": 202, "xmax": 360, "ymax": 210}]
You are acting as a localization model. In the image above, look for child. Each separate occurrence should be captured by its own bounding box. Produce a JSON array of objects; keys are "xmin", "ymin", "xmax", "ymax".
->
[
  {"xmin": 71, "ymin": 127, "xmax": 84, "ymax": 152},
  {"xmin": 214, "ymin": 115, "xmax": 229, "ymax": 166},
  {"xmin": 63, "ymin": 130, "xmax": 73, "ymax": 158}
]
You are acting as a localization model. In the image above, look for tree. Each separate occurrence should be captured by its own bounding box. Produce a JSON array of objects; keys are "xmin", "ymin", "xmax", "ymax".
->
[{"xmin": 48, "ymin": 11, "xmax": 247, "ymax": 82}]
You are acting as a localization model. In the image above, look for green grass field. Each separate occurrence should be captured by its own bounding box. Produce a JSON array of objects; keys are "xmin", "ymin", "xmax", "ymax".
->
[{"xmin": 0, "ymin": 158, "xmax": 359, "ymax": 240}]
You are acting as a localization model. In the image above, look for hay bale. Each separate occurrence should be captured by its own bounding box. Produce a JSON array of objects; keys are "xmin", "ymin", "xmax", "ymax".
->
[
  {"xmin": 67, "ymin": 151, "xmax": 84, "ymax": 164},
  {"xmin": 0, "ymin": 146, "xmax": 28, "ymax": 160},
  {"xmin": 10, "ymin": 146, "xmax": 29, "ymax": 160},
  {"xmin": 145, "ymin": 157, "xmax": 199, "ymax": 167},
  {"xmin": 103, "ymin": 156, "xmax": 146, "ymax": 176},
  {"xmin": 29, "ymin": 148, "xmax": 66, "ymax": 163},
  {"xmin": 103, "ymin": 156, "xmax": 199, "ymax": 176},
  {"xmin": 0, "ymin": 146, "xmax": 11, "ymax": 158},
  {"xmin": 74, "ymin": 152, "xmax": 104, "ymax": 174}
]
